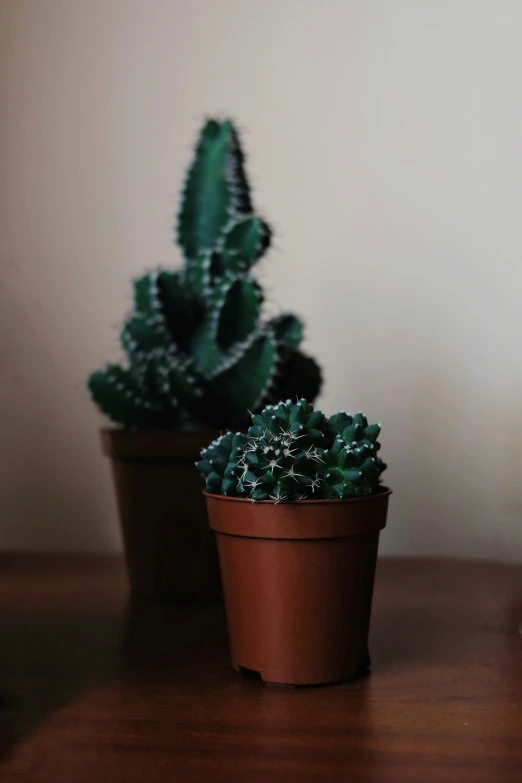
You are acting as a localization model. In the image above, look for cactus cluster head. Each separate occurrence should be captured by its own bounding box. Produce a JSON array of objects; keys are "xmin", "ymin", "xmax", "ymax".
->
[
  {"xmin": 88, "ymin": 119, "xmax": 322, "ymax": 430},
  {"xmin": 197, "ymin": 399, "xmax": 387, "ymax": 501}
]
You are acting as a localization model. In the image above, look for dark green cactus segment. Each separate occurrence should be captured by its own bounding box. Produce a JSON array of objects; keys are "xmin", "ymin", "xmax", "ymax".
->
[
  {"xmin": 268, "ymin": 347, "xmax": 322, "ymax": 406},
  {"xmin": 329, "ymin": 411, "xmax": 353, "ymax": 434},
  {"xmin": 190, "ymin": 273, "xmax": 262, "ymax": 375},
  {"xmin": 342, "ymin": 423, "xmax": 363, "ymax": 442},
  {"xmin": 190, "ymin": 323, "xmax": 224, "ymax": 376},
  {"xmin": 177, "ymin": 119, "xmax": 252, "ymax": 260},
  {"xmin": 121, "ymin": 313, "xmax": 169, "ymax": 360},
  {"xmin": 89, "ymin": 118, "xmax": 322, "ymax": 431},
  {"xmin": 221, "ymin": 216, "xmax": 271, "ymax": 273},
  {"xmin": 216, "ymin": 278, "xmax": 263, "ymax": 350},
  {"xmin": 177, "ymin": 120, "xmax": 231, "ymax": 259},
  {"xmin": 248, "ymin": 398, "xmax": 329, "ymax": 439},
  {"xmin": 321, "ymin": 433, "xmax": 380, "ymax": 499},
  {"xmin": 225, "ymin": 123, "xmax": 253, "ymax": 214},
  {"xmin": 150, "ymin": 352, "xmax": 202, "ymax": 411},
  {"xmin": 197, "ymin": 431, "xmax": 248, "ymax": 495},
  {"xmin": 197, "ymin": 399, "xmax": 386, "ymax": 500},
  {"xmin": 363, "ymin": 423, "xmax": 381, "ymax": 443},
  {"xmin": 208, "ymin": 250, "xmax": 226, "ymax": 285},
  {"xmin": 213, "ymin": 331, "xmax": 278, "ymax": 418},
  {"xmin": 156, "ymin": 271, "xmax": 202, "ymax": 350},
  {"xmin": 120, "ymin": 308, "xmax": 204, "ymax": 418},
  {"xmin": 267, "ymin": 314, "xmax": 303, "ymax": 349},
  {"xmin": 88, "ymin": 365, "xmax": 164, "ymax": 429},
  {"xmin": 187, "ymin": 278, "xmax": 261, "ymax": 377},
  {"xmin": 133, "ymin": 273, "xmax": 161, "ymax": 318},
  {"xmin": 183, "ymin": 250, "xmax": 212, "ymax": 298},
  {"xmin": 133, "ymin": 271, "xmax": 202, "ymax": 353},
  {"xmin": 328, "ymin": 412, "xmax": 382, "ymax": 453}
]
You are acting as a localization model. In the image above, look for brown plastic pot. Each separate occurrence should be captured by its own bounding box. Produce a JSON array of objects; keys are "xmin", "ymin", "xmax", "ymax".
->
[
  {"xmin": 102, "ymin": 428, "xmax": 222, "ymax": 602},
  {"xmin": 205, "ymin": 489, "xmax": 391, "ymax": 686}
]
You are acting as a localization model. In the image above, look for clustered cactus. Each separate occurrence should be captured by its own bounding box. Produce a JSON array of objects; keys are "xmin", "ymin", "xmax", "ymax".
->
[
  {"xmin": 197, "ymin": 399, "xmax": 386, "ymax": 501},
  {"xmin": 88, "ymin": 119, "xmax": 321, "ymax": 429}
]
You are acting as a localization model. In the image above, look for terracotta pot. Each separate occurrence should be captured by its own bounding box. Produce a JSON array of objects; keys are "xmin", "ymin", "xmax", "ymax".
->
[
  {"xmin": 205, "ymin": 490, "xmax": 391, "ymax": 686},
  {"xmin": 102, "ymin": 428, "xmax": 222, "ymax": 602}
]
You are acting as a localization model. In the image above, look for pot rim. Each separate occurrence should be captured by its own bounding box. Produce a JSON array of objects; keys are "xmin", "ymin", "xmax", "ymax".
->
[
  {"xmin": 101, "ymin": 426, "xmax": 225, "ymax": 460},
  {"xmin": 101, "ymin": 426, "xmax": 225, "ymax": 437},
  {"xmin": 203, "ymin": 487, "xmax": 392, "ymax": 506},
  {"xmin": 205, "ymin": 487, "xmax": 391, "ymax": 540}
]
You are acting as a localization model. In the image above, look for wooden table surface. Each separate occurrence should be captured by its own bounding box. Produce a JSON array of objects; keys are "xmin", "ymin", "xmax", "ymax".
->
[{"xmin": 1, "ymin": 555, "xmax": 522, "ymax": 782}]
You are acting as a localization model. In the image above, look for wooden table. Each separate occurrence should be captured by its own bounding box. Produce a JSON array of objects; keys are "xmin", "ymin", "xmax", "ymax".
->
[{"xmin": 1, "ymin": 555, "xmax": 522, "ymax": 782}]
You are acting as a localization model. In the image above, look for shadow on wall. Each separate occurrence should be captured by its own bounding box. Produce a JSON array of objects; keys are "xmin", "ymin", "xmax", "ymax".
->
[
  {"xmin": 402, "ymin": 349, "xmax": 522, "ymax": 561},
  {"xmin": 0, "ymin": 281, "xmax": 118, "ymax": 550}
]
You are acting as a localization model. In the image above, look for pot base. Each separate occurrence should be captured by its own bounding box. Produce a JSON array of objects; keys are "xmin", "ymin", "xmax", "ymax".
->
[{"xmin": 232, "ymin": 658, "xmax": 371, "ymax": 688}]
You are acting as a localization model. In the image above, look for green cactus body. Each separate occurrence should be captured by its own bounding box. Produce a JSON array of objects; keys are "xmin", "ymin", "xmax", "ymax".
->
[
  {"xmin": 177, "ymin": 119, "xmax": 253, "ymax": 261},
  {"xmin": 88, "ymin": 119, "xmax": 322, "ymax": 430},
  {"xmin": 196, "ymin": 399, "xmax": 386, "ymax": 501}
]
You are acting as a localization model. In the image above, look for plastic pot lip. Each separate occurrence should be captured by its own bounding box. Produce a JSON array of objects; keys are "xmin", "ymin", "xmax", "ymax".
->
[
  {"xmin": 101, "ymin": 426, "xmax": 223, "ymax": 439},
  {"xmin": 203, "ymin": 487, "xmax": 392, "ymax": 506},
  {"xmin": 205, "ymin": 488, "xmax": 391, "ymax": 540}
]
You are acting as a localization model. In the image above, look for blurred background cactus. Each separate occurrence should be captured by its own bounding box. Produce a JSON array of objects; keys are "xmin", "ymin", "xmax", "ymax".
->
[
  {"xmin": 88, "ymin": 119, "xmax": 322, "ymax": 429},
  {"xmin": 197, "ymin": 399, "xmax": 386, "ymax": 500}
]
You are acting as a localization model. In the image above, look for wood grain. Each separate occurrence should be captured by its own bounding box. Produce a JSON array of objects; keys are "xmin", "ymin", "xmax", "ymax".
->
[{"xmin": 1, "ymin": 554, "xmax": 522, "ymax": 782}]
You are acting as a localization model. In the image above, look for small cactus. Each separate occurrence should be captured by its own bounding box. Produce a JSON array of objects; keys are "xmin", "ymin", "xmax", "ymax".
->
[
  {"xmin": 197, "ymin": 399, "xmax": 387, "ymax": 501},
  {"xmin": 88, "ymin": 120, "xmax": 321, "ymax": 429}
]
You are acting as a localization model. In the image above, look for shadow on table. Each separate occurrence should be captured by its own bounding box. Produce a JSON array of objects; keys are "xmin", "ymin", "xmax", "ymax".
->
[
  {"xmin": 117, "ymin": 597, "xmax": 228, "ymax": 675},
  {"xmin": 370, "ymin": 604, "xmax": 477, "ymax": 671},
  {"xmin": 0, "ymin": 597, "xmax": 229, "ymax": 762},
  {"xmin": 0, "ymin": 612, "xmax": 121, "ymax": 762}
]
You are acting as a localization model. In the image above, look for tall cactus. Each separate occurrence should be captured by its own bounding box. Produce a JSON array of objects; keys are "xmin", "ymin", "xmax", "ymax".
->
[{"xmin": 88, "ymin": 119, "xmax": 322, "ymax": 429}]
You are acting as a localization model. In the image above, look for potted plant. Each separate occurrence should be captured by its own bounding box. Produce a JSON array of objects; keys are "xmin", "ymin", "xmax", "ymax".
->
[
  {"xmin": 88, "ymin": 119, "xmax": 322, "ymax": 601},
  {"xmin": 197, "ymin": 398, "xmax": 391, "ymax": 686}
]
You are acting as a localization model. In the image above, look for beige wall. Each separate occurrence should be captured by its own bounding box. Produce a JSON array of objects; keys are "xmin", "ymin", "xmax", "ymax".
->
[{"xmin": 1, "ymin": 0, "xmax": 522, "ymax": 558}]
